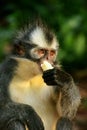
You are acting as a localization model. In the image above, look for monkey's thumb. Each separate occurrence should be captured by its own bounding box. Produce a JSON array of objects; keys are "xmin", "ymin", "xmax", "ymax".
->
[{"xmin": 56, "ymin": 117, "xmax": 72, "ymax": 130}]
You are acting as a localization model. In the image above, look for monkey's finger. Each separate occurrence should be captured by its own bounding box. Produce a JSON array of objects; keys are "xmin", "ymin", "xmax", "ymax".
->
[
  {"xmin": 43, "ymin": 74, "xmax": 58, "ymax": 86},
  {"xmin": 43, "ymin": 68, "xmax": 55, "ymax": 77},
  {"xmin": 42, "ymin": 73, "xmax": 55, "ymax": 81},
  {"xmin": 42, "ymin": 68, "xmax": 57, "ymax": 82}
]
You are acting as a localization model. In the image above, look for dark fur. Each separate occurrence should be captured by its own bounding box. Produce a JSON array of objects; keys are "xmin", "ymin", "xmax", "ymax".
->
[
  {"xmin": 56, "ymin": 117, "xmax": 72, "ymax": 130},
  {"xmin": 0, "ymin": 58, "xmax": 18, "ymax": 103}
]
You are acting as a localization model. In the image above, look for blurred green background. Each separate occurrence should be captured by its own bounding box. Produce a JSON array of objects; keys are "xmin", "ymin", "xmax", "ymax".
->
[
  {"xmin": 0, "ymin": 0, "xmax": 87, "ymax": 73},
  {"xmin": 0, "ymin": 0, "xmax": 87, "ymax": 130}
]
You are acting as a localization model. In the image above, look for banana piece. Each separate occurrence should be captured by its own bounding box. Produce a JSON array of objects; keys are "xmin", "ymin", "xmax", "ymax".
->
[{"xmin": 41, "ymin": 61, "xmax": 53, "ymax": 71}]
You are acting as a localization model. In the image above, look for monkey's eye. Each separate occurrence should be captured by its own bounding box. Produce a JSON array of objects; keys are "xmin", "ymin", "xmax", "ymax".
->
[
  {"xmin": 50, "ymin": 50, "xmax": 56, "ymax": 57},
  {"xmin": 38, "ymin": 49, "xmax": 45, "ymax": 56}
]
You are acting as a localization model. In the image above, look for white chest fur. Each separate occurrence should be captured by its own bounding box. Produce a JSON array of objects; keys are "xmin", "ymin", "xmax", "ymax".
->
[{"xmin": 9, "ymin": 76, "xmax": 58, "ymax": 130}]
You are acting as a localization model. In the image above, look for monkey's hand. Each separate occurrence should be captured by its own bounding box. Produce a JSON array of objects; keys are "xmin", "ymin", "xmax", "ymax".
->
[
  {"xmin": 0, "ymin": 102, "xmax": 44, "ymax": 130},
  {"xmin": 42, "ymin": 67, "xmax": 72, "ymax": 87}
]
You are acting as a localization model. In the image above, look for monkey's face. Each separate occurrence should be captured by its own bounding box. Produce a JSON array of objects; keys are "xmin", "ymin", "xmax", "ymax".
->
[
  {"xmin": 29, "ymin": 26, "xmax": 58, "ymax": 67},
  {"xmin": 13, "ymin": 22, "xmax": 59, "ymax": 68}
]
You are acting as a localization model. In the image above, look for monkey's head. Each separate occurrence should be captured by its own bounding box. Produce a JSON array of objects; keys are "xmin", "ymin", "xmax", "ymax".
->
[{"xmin": 12, "ymin": 20, "xmax": 59, "ymax": 69}]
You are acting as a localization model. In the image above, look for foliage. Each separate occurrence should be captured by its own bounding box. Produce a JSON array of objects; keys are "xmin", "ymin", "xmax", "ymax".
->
[{"xmin": 0, "ymin": 0, "xmax": 87, "ymax": 71}]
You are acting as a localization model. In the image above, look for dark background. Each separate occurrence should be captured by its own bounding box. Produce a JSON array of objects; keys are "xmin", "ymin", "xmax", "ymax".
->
[{"xmin": 0, "ymin": 0, "xmax": 87, "ymax": 130}]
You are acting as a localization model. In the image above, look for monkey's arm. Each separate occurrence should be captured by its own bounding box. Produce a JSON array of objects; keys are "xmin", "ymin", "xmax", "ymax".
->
[
  {"xmin": 42, "ymin": 68, "xmax": 81, "ymax": 119},
  {"xmin": 0, "ymin": 58, "xmax": 44, "ymax": 130}
]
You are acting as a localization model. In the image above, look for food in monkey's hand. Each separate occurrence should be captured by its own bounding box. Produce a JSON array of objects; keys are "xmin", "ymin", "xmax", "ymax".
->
[{"xmin": 41, "ymin": 60, "xmax": 53, "ymax": 71}]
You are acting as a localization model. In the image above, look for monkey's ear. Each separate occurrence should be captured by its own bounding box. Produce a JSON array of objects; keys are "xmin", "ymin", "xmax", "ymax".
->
[{"xmin": 12, "ymin": 42, "xmax": 25, "ymax": 56}]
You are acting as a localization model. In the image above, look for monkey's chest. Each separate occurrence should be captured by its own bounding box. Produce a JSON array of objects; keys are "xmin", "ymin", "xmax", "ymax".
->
[{"xmin": 9, "ymin": 77, "xmax": 58, "ymax": 130}]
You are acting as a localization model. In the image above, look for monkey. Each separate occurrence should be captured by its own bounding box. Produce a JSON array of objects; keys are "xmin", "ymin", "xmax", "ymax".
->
[{"xmin": 0, "ymin": 20, "xmax": 81, "ymax": 130}]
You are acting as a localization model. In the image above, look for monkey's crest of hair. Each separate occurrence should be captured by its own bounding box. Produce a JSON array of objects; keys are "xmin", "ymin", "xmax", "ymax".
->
[{"xmin": 14, "ymin": 19, "xmax": 55, "ymax": 45}]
